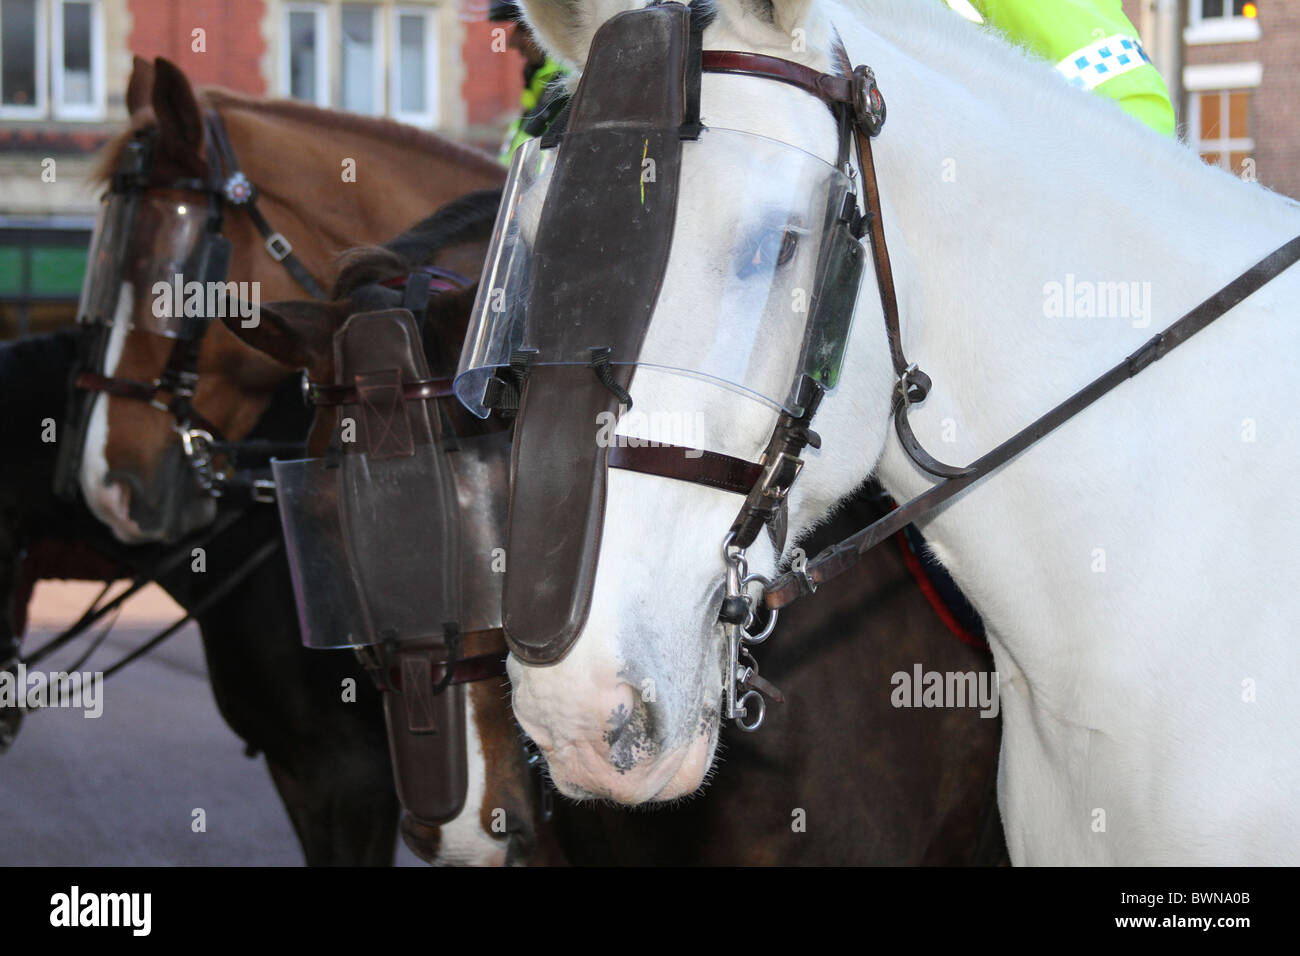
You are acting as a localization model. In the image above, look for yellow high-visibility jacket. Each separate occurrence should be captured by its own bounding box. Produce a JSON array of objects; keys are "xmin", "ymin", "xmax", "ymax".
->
[{"xmin": 958, "ymin": 0, "xmax": 1176, "ymax": 136}]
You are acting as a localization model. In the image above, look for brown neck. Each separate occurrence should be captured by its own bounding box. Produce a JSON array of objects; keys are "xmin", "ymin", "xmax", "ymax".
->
[{"xmin": 196, "ymin": 98, "xmax": 506, "ymax": 438}]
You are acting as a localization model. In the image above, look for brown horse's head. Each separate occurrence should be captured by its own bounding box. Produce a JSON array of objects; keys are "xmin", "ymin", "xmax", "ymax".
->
[{"xmin": 75, "ymin": 57, "xmax": 504, "ymax": 544}]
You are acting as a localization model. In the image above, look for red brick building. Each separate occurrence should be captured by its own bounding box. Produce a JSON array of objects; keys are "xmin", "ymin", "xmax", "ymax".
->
[
  {"xmin": 1126, "ymin": 0, "xmax": 1300, "ymax": 199},
  {"xmin": 0, "ymin": 0, "xmax": 522, "ymax": 334}
]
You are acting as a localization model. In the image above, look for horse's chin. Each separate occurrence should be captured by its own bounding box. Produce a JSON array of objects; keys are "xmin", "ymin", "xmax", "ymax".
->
[{"xmin": 84, "ymin": 481, "xmax": 154, "ymax": 544}]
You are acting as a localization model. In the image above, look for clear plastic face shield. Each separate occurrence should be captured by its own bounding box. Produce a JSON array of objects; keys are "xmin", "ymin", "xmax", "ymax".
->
[
  {"xmin": 271, "ymin": 309, "xmax": 509, "ymax": 650},
  {"xmin": 79, "ymin": 189, "xmax": 231, "ymax": 340},
  {"xmin": 455, "ymin": 127, "xmax": 855, "ymax": 418}
]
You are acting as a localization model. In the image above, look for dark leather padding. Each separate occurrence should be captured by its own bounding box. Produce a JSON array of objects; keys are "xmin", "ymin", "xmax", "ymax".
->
[
  {"xmin": 334, "ymin": 308, "xmax": 440, "ymax": 455},
  {"xmin": 333, "ymin": 307, "xmax": 468, "ymax": 823},
  {"xmin": 503, "ymin": 3, "xmax": 696, "ymax": 664}
]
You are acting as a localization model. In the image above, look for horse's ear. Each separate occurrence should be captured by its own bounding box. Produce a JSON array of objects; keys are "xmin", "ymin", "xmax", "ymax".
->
[
  {"xmin": 518, "ymin": 0, "xmax": 642, "ymax": 67},
  {"xmin": 126, "ymin": 56, "xmax": 154, "ymax": 116},
  {"xmin": 710, "ymin": 0, "xmax": 825, "ymax": 51},
  {"xmin": 768, "ymin": 0, "xmax": 817, "ymax": 36},
  {"xmin": 222, "ymin": 299, "xmax": 343, "ymax": 375},
  {"xmin": 151, "ymin": 57, "xmax": 204, "ymax": 158}
]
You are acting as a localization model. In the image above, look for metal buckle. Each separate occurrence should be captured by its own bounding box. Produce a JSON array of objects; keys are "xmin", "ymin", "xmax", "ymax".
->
[
  {"xmin": 177, "ymin": 426, "xmax": 217, "ymax": 492},
  {"xmin": 852, "ymin": 65, "xmax": 886, "ymax": 136},
  {"xmin": 791, "ymin": 548, "xmax": 818, "ymax": 598},
  {"xmin": 897, "ymin": 363, "xmax": 931, "ymax": 406},
  {"xmin": 759, "ymin": 451, "xmax": 804, "ymax": 501},
  {"xmin": 265, "ymin": 232, "xmax": 292, "ymax": 262},
  {"xmin": 251, "ymin": 479, "xmax": 276, "ymax": 504}
]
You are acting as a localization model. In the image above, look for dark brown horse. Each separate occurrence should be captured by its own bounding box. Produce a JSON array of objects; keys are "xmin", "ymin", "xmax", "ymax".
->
[{"xmin": 234, "ymin": 192, "xmax": 1007, "ymax": 865}]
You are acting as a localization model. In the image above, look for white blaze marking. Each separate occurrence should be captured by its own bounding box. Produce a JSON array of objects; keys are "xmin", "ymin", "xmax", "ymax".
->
[{"xmin": 80, "ymin": 284, "xmax": 148, "ymax": 541}]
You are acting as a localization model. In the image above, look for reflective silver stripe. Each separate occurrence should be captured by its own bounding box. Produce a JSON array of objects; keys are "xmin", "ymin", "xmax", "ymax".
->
[{"xmin": 1055, "ymin": 34, "xmax": 1152, "ymax": 92}]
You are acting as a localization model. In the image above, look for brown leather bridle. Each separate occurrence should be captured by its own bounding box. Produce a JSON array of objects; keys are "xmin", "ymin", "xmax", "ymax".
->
[
  {"xmin": 71, "ymin": 111, "xmax": 325, "ymax": 503},
  {"xmin": 601, "ymin": 38, "xmax": 1300, "ymax": 723}
]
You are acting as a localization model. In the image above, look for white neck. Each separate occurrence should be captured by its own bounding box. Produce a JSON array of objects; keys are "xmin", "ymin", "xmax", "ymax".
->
[{"xmin": 796, "ymin": 0, "xmax": 1300, "ymax": 862}]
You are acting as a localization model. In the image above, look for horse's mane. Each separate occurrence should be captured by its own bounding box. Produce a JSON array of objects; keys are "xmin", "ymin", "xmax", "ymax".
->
[
  {"xmin": 332, "ymin": 187, "xmax": 503, "ymax": 301},
  {"xmin": 92, "ymin": 86, "xmax": 502, "ymax": 185}
]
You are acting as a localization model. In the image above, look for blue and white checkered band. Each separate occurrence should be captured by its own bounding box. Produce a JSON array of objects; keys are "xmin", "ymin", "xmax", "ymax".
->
[{"xmin": 1055, "ymin": 34, "xmax": 1152, "ymax": 92}]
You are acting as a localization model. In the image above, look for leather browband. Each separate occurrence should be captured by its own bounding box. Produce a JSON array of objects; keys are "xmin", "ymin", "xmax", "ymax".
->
[
  {"xmin": 702, "ymin": 51, "xmax": 853, "ymax": 109},
  {"xmin": 308, "ymin": 377, "xmax": 455, "ymax": 407},
  {"xmin": 608, "ymin": 444, "xmax": 762, "ymax": 496}
]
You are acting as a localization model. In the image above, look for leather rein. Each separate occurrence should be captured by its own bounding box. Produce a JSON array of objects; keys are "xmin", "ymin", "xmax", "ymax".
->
[
  {"xmin": 74, "ymin": 111, "xmax": 325, "ymax": 503},
  {"xmin": 610, "ymin": 44, "xmax": 1300, "ymax": 621}
]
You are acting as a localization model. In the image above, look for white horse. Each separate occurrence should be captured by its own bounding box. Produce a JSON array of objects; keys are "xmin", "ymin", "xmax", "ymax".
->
[{"xmin": 504, "ymin": 0, "xmax": 1300, "ymax": 864}]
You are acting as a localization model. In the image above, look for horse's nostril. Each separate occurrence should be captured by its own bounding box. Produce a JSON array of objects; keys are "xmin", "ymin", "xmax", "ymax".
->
[{"xmin": 604, "ymin": 682, "xmax": 660, "ymax": 773}]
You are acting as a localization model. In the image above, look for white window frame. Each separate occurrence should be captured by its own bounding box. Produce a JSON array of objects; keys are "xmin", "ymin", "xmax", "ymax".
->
[
  {"xmin": 51, "ymin": 0, "xmax": 104, "ymax": 120},
  {"xmin": 1186, "ymin": 1, "xmax": 1261, "ymax": 45},
  {"xmin": 281, "ymin": 2, "xmax": 330, "ymax": 107},
  {"xmin": 338, "ymin": 2, "xmax": 384, "ymax": 115},
  {"xmin": 0, "ymin": 0, "xmax": 48, "ymax": 120},
  {"xmin": 1188, "ymin": 88, "xmax": 1255, "ymax": 175},
  {"xmin": 389, "ymin": 5, "xmax": 439, "ymax": 127}
]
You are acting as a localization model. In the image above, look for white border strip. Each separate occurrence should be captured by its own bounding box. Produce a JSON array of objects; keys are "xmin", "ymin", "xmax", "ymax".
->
[{"xmin": 1183, "ymin": 61, "xmax": 1262, "ymax": 92}]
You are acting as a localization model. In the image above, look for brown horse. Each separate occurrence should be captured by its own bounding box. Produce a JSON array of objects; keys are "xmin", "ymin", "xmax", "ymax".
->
[
  {"xmin": 8, "ymin": 57, "xmax": 501, "ymax": 863},
  {"xmin": 233, "ymin": 193, "xmax": 1006, "ymax": 866},
  {"xmin": 72, "ymin": 56, "xmax": 503, "ymax": 546}
]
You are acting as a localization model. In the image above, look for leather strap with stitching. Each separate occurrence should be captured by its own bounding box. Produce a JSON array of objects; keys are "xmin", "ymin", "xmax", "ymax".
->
[
  {"xmin": 702, "ymin": 51, "xmax": 853, "ymax": 108},
  {"xmin": 608, "ymin": 443, "xmax": 763, "ymax": 495}
]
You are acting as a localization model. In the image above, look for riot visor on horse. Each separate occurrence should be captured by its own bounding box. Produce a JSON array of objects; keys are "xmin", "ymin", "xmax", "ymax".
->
[
  {"xmin": 470, "ymin": 0, "xmax": 1300, "ymax": 864},
  {"xmin": 60, "ymin": 56, "xmax": 503, "ymax": 545}
]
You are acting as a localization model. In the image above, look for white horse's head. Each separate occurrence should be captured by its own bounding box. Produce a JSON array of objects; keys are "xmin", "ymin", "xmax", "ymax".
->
[{"xmin": 498, "ymin": 0, "xmax": 896, "ymax": 803}]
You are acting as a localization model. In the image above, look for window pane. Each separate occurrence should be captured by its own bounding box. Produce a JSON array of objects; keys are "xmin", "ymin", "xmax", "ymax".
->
[
  {"xmin": 1200, "ymin": 151, "xmax": 1222, "ymax": 168},
  {"xmin": 398, "ymin": 14, "xmax": 425, "ymax": 114},
  {"xmin": 1229, "ymin": 151, "xmax": 1252, "ymax": 174},
  {"xmin": 1199, "ymin": 92, "xmax": 1221, "ymax": 140},
  {"xmin": 1233, "ymin": 0, "xmax": 1248, "ymax": 14},
  {"xmin": 1202, "ymin": 0, "xmax": 1224, "ymax": 18},
  {"xmin": 1, "ymin": 0, "xmax": 38, "ymax": 106},
  {"xmin": 62, "ymin": 1, "xmax": 93, "ymax": 105},
  {"xmin": 341, "ymin": 6, "xmax": 376, "ymax": 113},
  {"xmin": 289, "ymin": 10, "xmax": 318, "ymax": 102},
  {"xmin": 1228, "ymin": 91, "xmax": 1249, "ymax": 139}
]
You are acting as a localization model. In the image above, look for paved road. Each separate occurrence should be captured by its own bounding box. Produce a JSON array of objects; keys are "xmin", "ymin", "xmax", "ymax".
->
[{"xmin": 0, "ymin": 621, "xmax": 420, "ymax": 866}]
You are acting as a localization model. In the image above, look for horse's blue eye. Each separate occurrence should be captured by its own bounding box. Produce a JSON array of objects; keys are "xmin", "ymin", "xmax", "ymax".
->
[{"xmin": 736, "ymin": 228, "xmax": 800, "ymax": 278}]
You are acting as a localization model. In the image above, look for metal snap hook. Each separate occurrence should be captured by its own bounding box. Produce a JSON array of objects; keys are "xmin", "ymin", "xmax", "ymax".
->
[
  {"xmin": 740, "ymin": 572, "xmax": 778, "ymax": 644},
  {"xmin": 735, "ymin": 690, "xmax": 766, "ymax": 732}
]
